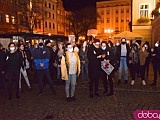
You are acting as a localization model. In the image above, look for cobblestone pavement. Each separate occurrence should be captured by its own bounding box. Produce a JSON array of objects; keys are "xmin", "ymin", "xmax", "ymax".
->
[
  {"xmin": 0, "ymin": 80, "xmax": 160, "ymax": 120},
  {"xmin": 0, "ymin": 65, "xmax": 160, "ymax": 120}
]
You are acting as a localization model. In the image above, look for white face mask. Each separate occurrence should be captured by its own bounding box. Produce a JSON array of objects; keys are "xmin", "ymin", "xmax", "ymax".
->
[
  {"xmin": 102, "ymin": 47, "xmax": 106, "ymax": 50},
  {"xmin": 10, "ymin": 47, "xmax": 15, "ymax": 51},
  {"xmin": 155, "ymin": 43, "xmax": 159, "ymax": 47},
  {"xmin": 68, "ymin": 48, "xmax": 73, "ymax": 52}
]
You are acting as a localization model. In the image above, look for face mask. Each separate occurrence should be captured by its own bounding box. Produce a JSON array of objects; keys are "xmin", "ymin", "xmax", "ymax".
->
[
  {"xmin": 39, "ymin": 43, "xmax": 43, "ymax": 46},
  {"xmin": 68, "ymin": 48, "xmax": 73, "ymax": 52},
  {"xmin": 122, "ymin": 42, "xmax": 126, "ymax": 44},
  {"xmin": 10, "ymin": 47, "xmax": 15, "ymax": 51},
  {"xmin": 155, "ymin": 43, "xmax": 159, "ymax": 47},
  {"xmin": 116, "ymin": 43, "xmax": 119, "ymax": 46},
  {"xmin": 102, "ymin": 47, "xmax": 106, "ymax": 50}
]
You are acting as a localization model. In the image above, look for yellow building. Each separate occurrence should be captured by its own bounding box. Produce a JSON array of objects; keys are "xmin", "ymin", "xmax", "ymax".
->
[
  {"xmin": 96, "ymin": 0, "xmax": 131, "ymax": 39},
  {"xmin": 132, "ymin": 0, "xmax": 159, "ymax": 44}
]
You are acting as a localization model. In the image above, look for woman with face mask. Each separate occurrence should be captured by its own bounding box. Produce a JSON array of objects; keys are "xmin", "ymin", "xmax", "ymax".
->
[
  {"xmin": 61, "ymin": 43, "xmax": 80, "ymax": 102},
  {"xmin": 18, "ymin": 44, "xmax": 31, "ymax": 92},
  {"xmin": 6, "ymin": 42, "xmax": 23, "ymax": 100}
]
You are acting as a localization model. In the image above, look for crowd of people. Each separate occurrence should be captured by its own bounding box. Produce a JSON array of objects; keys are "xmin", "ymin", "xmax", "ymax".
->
[{"xmin": 0, "ymin": 37, "xmax": 160, "ymax": 101}]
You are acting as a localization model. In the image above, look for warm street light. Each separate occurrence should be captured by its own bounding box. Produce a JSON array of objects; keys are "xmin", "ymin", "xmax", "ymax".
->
[{"xmin": 104, "ymin": 29, "xmax": 114, "ymax": 34}]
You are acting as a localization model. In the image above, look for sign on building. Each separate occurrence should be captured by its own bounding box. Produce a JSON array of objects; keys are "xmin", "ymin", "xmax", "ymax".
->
[{"xmin": 68, "ymin": 35, "xmax": 75, "ymax": 43}]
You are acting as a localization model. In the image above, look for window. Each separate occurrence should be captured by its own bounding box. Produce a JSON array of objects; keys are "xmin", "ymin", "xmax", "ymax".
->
[
  {"xmin": 49, "ymin": 12, "xmax": 51, "ymax": 18},
  {"xmin": 101, "ymin": 18, "xmax": 104, "ymax": 23},
  {"xmin": 101, "ymin": 10, "xmax": 104, "ymax": 15},
  {"xmin": 11, "ymin": 16, "xmax": 15, "ymax": 24},
  {"xmin": 53, "ymin": 23, "xmax": 55, "ymax": 29},
  {"xmin": 107, "ymin": 18, "xmax": 110, "ymax": 23},
  {"xmin": 126, "ymin": 8, "xmax": 129, "ymax": 13},
  {"xmin": 45, "ymin": 1, "xmax": 47, "ymax": 7},
  {"xmin": 52, "ymin": 14, "xmax": 54, "ymax": 19},
  {"xmin": 116, "ymin": 9, "xmax": 118, "ymax": 14},
  {"xmin": 116, "ymin": 17, "xmax": 118, "ymax": 22},
  {"xmin": 38, "ymin": 20, "xmax": 41, "ymax": 29},
  {"xmin": 121, "ymin": 19, "xmax": 124, "ymax": 22},
  {"xmin": 139, "ymin": 4, "xmax": 149, "ymax": 17},
  {"xmin": 45, "ymin": 21, "xmax": 47, "ymax": 28},
  {"xmin": 49, "ymin": 3, "xmax": 51, "ymax": 8},
  {"xmin": 45, "ymin": 11, "xmax": 47, "ymax": 18},
  {"xmin": 49, "ymin": 22, "xmax": 51, "ymax": 28},
  {"xmin": 5, "ymin": 14, "xmax": 9, "ymax": 23},
  {"xmin": 52, "ymin": 5, "xmax": 54, "ymax": 10},
  {"xmin": 107, "ymin": 10, "xmax": 110, "ymax": 14},
  {"xmin": 121, "ymin": 9, "xmax": 124, "ymax": 13}
]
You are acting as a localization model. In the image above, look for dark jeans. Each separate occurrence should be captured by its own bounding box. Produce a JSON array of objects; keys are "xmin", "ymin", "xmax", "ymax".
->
[
  {"xmin": 89, "ymin": 68, "xmax": 100, "ymax": 94},
  {"xmin": 101, "ymin": 70, "xmax": 114, "ymax": 94},
  {"xmin": 36, "ymin": 69, "xmax": 56, "ymax": 94},
  {"xmin": 130, "ymin": 63, "xmax": 139, "ymax": 80},
  {"xmin": 152, "ymin": 62, "xmax": 160, "ymax": 83},
  {"xmin": 140, "ymin": 65, "xmax": 146, "ymax": 80},
  {"xmin": 0, "ymin": 71, "xmax": 5, "ymax": 94},
  {"xmin": 7, "ymin": 69, "xmax": 20, "ymax": 97},
  {"xmin": 80, "ymin": 63, "xmax": 88, "ymax": 81}
]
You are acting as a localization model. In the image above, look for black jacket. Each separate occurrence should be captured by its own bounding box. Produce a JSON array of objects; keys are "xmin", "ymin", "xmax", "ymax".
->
[{"xmin": 0, "ymin": 49, "xmax": 6, "ymax": 71}]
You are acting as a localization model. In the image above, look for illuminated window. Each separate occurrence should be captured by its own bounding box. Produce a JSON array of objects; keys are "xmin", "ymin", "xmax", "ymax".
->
[
  {"xmin": 5, "ymin": 14, "xmax": 9, "ymax": 23},
  {"xmin": 11, "ymin": 16, "xmax": 15, "ymax": 24},
  {"xmin": 139, "ymin": 4, "xmax": 149, "ymax": 18}
]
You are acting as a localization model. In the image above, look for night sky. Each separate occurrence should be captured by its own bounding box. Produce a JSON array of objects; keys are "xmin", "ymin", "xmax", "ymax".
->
[{"xmin": 62, "ymin": 0, "xmax": 101, "ymax": 11}]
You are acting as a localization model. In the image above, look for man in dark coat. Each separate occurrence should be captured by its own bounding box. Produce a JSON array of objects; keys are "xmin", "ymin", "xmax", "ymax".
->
[
  {"xmin": 0, "ymin": 43, "xmax": 6, "ymax": 95},
  {"xmin": 87, "ymin": 39, "xmax": 101, "ymax": 98}
]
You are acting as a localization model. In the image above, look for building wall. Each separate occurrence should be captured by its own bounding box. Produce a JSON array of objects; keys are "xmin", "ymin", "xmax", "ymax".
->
[
  {"xmin": 96, "ymin": 0, "xmax": 131, "ymax": 38},
  {"xmin": 0, "ymin": 0, "xmax": 17, "ymax": 33},
  {"xmin": 152, "ymin": 15, "xmax": 160, "ymax": 46},
  {"xmin": 132, "ymin": 0, "xmax": 157, "ymax": 43}
]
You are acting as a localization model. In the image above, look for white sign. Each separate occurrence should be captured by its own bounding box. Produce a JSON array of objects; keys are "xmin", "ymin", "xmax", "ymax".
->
[
  {"xmin": 68, "ymin": 35, "xmax": 75, "ymax": 43},
  {"xmin": 0, "ymin": 38, "xmax": 11, "ymax": 48},
  {"xmin": 87, "ymin": 29, "xmax": 98, "ymax": 38}
]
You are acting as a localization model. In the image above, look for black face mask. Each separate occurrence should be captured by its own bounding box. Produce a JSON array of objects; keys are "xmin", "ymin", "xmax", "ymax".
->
[
  {"xmin": 122, "ymin": 42, "xmax": 126, "ymax": 44},
  {"xmin": 39, "ymin": 43, "xmax": 43, "ymax": 46}
]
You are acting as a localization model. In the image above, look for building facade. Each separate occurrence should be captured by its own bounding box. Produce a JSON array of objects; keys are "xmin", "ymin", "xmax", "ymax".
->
[
  {"xmin": 132, "ymin": 0, "xmax": 159, "ymax": 44},
  {"xmin": 0, "ymin": 0, "xmax": 16, "ymax": 33},
  {"xmin": 96, "ymin": 0, "xmax": 131, "ymax": 39},
  {"xmin": 0, "ymin": 0, "xmax": 68, "ymax": 37}
]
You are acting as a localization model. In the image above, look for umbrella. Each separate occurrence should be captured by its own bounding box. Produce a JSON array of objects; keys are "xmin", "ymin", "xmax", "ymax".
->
[{"xmin": 112, "ymin": 31, "xmax": 145, "ymax": 40}]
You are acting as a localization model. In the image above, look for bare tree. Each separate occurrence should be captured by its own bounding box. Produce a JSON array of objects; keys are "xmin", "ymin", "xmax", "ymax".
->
[
  {"xmin": 64, "ymin": 7, "xmax": 98, "ymax": 41},
  {"xmin": 15, "ymin": 0, "xmax": 44, "ymax": 33}
]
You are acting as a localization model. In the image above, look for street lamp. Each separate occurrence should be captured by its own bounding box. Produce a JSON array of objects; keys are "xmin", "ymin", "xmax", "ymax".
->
[{"xmin": 104, "ymin": 29, "xmax": 114, "ymax": 39}]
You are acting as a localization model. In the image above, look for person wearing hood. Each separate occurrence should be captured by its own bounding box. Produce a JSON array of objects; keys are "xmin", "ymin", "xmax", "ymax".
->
[
  {"xmin": 6, "ymin": 42, "xmax": 23, "ymax": 100},
  {"xmin": 32, "ymin": 39, "xmax": 56, "ymax": 96}
]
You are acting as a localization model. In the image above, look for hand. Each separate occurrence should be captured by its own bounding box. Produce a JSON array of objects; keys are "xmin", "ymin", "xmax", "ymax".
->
[
  {"xmin": 40, "ymin": 63, "xmax": 44, "ymax": 67},
  {"xmin": 129, "ymin": 60, "xmax": 132, "ymax": 64},
  {"xmin": 53, "ymin": 63, "xmax": 57, "ymax": 67},
  {"xmin": 101, "ymin": 54, "xmax": 106, "ymax": 58},
  {"xmin": 1, "ymin": 71, "xmax": 4, "ymax": 74},
  {"xmin": 152, "ymin": 54, "xmax": 156, "ymax": 56},
  {"xmin": 97, "ymin": 55, "xmax": 101, "ymax": 58}
]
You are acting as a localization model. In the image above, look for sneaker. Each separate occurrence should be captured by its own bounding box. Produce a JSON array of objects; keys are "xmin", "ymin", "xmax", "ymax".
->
[
  {"xmin": 70, "ymin": 96, "xmax": 76, "ymax": 101},
  {"xmin": 66, "ymin": 97, "xmax": 70, "ymax": 102},
  {"xmin": 131, "ymin": 80, "xmax": 135, "ymax": 85},
  {"xmin": 142, "ymin": 80, "xmax": 146, "ymax": 85}
]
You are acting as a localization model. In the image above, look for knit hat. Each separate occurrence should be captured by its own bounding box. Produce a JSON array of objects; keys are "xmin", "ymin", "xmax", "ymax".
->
[{"xmin": 45, "ymin": 40, "xmax": 51, "ymax": 46}]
